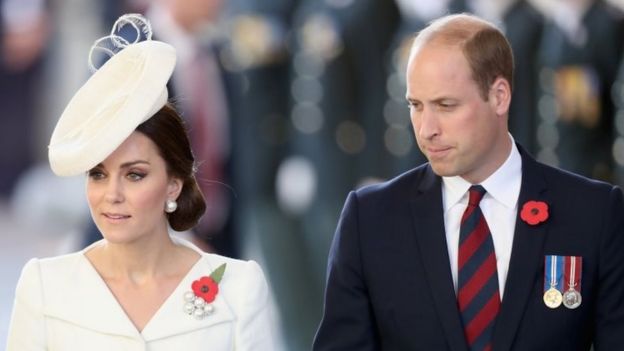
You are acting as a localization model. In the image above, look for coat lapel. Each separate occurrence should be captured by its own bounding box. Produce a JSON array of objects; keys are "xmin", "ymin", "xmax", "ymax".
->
[
  {"xmin": 141, "ymin": 254, "xmax": 235, "ymax": 342},
  {"xmin": 492, "ymin": 146, "xmax": 550, "ymax": 350},
  {"xmin": 42, "ymin": 253, "xmax": 140, "ymax": 338},
  {"xmin": 410, "ymin": 166, "xmax": 469, "ymax": 351},
  {"xmin": 42, "ymin": 239, "xmax": 235, "ymax": 342}
]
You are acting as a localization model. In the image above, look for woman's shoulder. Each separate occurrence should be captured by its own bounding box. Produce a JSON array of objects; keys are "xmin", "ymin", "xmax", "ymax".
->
[
  {"xmin": 19, "ymin": 250, "xmax": 86, "ymax": 279},
  {"xmin": 199, "ymin": 252, "xmax": 267, "ymax": 288},
  {"xmin": 13, "ymin": 251, "xmax": 91, "ymax": 309},
  {"xmin": 174, "ymin": 235, "xmax": 267, "ymax": 286},
  {"xmin": 172, "ymin": 236, "xmax": 271, "ymax": 316},
  {"xmin": 195, "ymin": 253, "xmax": 272, "ymax": 330},
  {"xmin": 201, "ymin": 252, "xmax": 259, "ymax": 270}
]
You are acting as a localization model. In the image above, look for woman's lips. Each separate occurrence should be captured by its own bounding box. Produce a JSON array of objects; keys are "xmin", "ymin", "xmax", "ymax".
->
[{"xmin": 102, "ymin": 213, "xmax": 131, "ymax": 222}]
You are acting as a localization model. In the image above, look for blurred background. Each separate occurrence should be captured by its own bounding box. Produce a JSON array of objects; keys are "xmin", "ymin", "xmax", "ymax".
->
[{"xmin": 2, "ymin": 0, "xmax": 624, "ymax": 349}]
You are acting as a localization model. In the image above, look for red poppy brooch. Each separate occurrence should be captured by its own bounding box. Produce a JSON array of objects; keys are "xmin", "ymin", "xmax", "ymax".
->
[
  {"xmin": 183, "ymin": 263, "xmax": 226, "ymax": 319},
  {"xmin": 520, "ymin": 200, "xmax": 549, "ymax": 225}
]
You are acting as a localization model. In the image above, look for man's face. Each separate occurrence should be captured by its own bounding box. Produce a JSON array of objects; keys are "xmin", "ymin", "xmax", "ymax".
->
[{"xmin": 405, "ymin": 42, "xmax": 510, "ymax": 184}]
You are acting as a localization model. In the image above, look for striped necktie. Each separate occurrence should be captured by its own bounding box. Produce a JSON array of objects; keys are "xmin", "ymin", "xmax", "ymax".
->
[{"xmin": 457, "ymin": 185, "xmax": 500, "ymax": 351}]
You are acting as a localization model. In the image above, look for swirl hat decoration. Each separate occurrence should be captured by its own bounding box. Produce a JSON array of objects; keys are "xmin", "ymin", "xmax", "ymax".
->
[{"xmin": 48, "ymin": 14, "xmax": 177, "ymax": 176}]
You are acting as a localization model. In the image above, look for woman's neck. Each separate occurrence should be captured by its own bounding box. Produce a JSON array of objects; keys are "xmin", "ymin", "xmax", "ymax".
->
[{"xmin": 89, "ymin": 231, "xmax": 182, "ymax": 285}]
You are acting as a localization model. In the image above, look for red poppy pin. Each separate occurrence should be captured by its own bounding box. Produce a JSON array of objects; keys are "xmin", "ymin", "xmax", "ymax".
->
[
  {"xmin": 520, "ymin": 200, "xmax": 549, "ymax": 225},
  {"xmin": 183, "ymin": 263, "xmax": 226, "ymax": 319}
]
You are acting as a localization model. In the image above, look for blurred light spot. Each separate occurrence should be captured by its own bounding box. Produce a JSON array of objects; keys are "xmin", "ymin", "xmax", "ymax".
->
[
  {"xmin": 610, "ymin": 82, "xmax": 624, "ymax": 107},
  {"xmin": 293, "ymin": 52, "xmax": 325, "ymax": 78},
  {"xmin": 292, "ymin": 103, "xmax": 324, "ymax": 134},
  {"xmin": 539, "ymin": 67, "xmax": 555, "ymax": 93},
  {"xmin": 386, "ymin": 72, "xmax": 406, "ymax": 102},
  {"xmin": 276, "ymin": 156, "xmax": 317, "ymax": 215},
  {"xmin": 538, "ymin": 95, "xmax": 558, "ymax": 123},
  {"xmin": 616, "ymin": 110, "xmax": 624, "ymax": 136},
  {"xmin": 537, "ymin": 123, "xmax": 560, "ymax": 149},
  {"xmin": 291, "ymin": 76, "xmax": 323, "ymax": 104},
  {"xmin": 336, "ymin": 121, "xmax": 366, "ymax": 154},
  {"xmin": 228, "ymin": 15, "xmax": 284, "ymax": 69},
  {"xmin": 537, "ymin": 148, "xmax": 559, "ymax": 167},
  {"xmin": 383, "ymin": 99, "xmax": 410, "ymax": 127},
  {"xmin": 613, "ymin": 137, "xmax": 624, "ymax": 166},
  {"xmin": 391, "ymin": 48, "xmax": 403, "ymax": 71},
  {"xmin": 300, "ymin": 14, "xmax": 342, "ymax": 61},
  {"xmin": 219, "ymin": 47, "xmax": 245, "ymax": 73},
  {"xmin": 384, "ymin": 126, "xmax": 413, "ymax": 157},
  {"xmin": 392, "ymin": 37, "xmax": 415, "ymax": 75}
]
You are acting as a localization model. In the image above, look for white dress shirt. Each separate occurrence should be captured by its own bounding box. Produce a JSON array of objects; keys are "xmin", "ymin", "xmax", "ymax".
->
[{"xmin": 442, "ymin": 135, "xmax": 522, "ymax": 299}]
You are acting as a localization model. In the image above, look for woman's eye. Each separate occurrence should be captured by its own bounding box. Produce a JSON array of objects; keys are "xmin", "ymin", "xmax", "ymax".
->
[
  {"xmin": 88, "ymin": 170, "xmax": 105, "ymax": 180},
  {"xmin": 127, "ymin": 172, "xmax": 146, "ymax": 181}
]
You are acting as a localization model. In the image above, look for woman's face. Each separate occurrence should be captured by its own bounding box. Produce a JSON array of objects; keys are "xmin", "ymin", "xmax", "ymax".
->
[{"xmin": 86, "ymin": 131, "xmax": 182, "ymax": 244}]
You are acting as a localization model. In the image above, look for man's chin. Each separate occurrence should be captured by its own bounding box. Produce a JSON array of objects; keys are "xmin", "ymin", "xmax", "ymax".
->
[{"xmin": 428, "ymin": 163, "xmax": 457, "ymax": 177}]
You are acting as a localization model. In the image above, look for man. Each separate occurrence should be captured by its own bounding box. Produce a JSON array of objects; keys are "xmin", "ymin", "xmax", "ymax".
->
[{"xmin": 313, "ymin": 13, "xmax": 624, "ymax": 351}]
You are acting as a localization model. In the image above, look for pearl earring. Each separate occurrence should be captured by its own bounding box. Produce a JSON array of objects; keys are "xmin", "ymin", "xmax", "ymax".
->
[{"xmin": 165, "ymin": 199, "xmax": 178, "ymax": 213}]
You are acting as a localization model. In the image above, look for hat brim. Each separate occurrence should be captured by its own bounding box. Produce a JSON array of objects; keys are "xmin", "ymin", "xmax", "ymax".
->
[{"xmin": 49, "ymin": 40, "xmax": 176, "ymax": 176}]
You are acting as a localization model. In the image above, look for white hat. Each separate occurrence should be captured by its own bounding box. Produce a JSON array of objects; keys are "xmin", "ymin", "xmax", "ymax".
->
[{"xmin": 48, "ymin": 15, "xmax": 176, "ymax": 176}]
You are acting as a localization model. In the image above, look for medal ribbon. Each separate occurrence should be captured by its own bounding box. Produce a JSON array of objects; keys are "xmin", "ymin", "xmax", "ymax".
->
[
  {"xmin": 564, "ymin": 256, "xmax": 582, "ymax": 292},
  {"xmin": 544, "ymin": 255, "xmax": 564, "ymax": 293}
]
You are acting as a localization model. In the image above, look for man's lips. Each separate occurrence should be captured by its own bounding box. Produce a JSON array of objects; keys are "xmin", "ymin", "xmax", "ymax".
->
[{"xmin": 425, "ymin": 146, "xmax": 452, "ymax": 158}]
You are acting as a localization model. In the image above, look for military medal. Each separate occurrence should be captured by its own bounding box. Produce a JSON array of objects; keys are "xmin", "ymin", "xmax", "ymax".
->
[
  {"xmin": 543, "ymin": 287, "xmax": 563, "ymax": 308},
  {"xmin": 563, "ymin": 256, "xmax": 582, "ymax": 309},
  {"xmin": 543, "ymin": 255, "xmax": 563, "ymax": 309}
]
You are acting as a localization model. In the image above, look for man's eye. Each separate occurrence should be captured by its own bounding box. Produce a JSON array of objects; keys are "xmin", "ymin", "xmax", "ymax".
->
[
  {"xmin": 439, "ymin": 102, "xmax": 456, "ymax": 109},
  {"xmin": 408, "ymin": 102, "xmax": 422, "ymax": 111}
]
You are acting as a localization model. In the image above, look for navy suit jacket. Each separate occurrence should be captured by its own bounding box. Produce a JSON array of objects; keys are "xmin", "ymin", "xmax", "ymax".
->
[{"xmin": 313, "ymin": 146, "xmax": 624, "ymax": 350}]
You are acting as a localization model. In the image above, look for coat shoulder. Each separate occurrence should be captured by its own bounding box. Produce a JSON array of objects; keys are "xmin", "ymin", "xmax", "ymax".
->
[
  {"xmin": 353, "ymin": 163, "xmax": 433, "ymax": 204},
  {"xmin": 537, "ymin": 160, "xmax": 620, "ymax": 195}
]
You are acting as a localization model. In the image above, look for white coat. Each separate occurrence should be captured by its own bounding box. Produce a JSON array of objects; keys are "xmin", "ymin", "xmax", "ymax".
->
[{"xmin": 6, "ymin": 238, "xmax": 277, "ymax": 350}]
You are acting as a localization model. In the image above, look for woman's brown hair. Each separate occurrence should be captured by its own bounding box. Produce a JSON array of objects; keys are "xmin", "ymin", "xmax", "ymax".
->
[{"xmin": 136, "ymin": 103, "xmax": 206, "ymax": 231}]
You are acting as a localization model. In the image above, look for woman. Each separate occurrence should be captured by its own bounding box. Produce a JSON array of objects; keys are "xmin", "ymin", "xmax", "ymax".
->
[{"xmin": 6, "ymin": 14, "xmax": 275, "ymax": 350}]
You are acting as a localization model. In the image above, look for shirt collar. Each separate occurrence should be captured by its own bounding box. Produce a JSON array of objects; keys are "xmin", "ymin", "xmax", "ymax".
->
[{"xmin": 442, "ymin": 134, "xmax": 522, "ymax": 211}]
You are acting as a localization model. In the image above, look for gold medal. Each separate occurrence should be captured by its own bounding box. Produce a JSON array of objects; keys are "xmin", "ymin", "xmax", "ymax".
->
[
  {"xmin": 543, "ymin": 255, "xmax": 563, "ymax": 309},
  {"xmin": 563, "ymin": 288, "xmax": 582, "ymax": 309},
  {"xmin": 543, "ymin": 287, "xmax": 563, "ymax": 309}
]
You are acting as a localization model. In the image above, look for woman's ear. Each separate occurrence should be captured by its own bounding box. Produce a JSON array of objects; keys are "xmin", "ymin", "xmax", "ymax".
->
[{"xmin": 167, "ymin": 177, "xmax": 183, "ymax": 200}]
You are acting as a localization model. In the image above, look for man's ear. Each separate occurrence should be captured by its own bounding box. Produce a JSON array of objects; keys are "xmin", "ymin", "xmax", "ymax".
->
[{"xmin": 489, "ymin": 77, "xmax": 511, "ymax": 117}]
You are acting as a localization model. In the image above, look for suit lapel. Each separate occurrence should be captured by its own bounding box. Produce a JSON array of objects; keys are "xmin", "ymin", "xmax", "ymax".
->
[
  {"xmin": 492, "ymin": 146, "xmax": 550, "ymax": 350},
  {"xmin": 410, "ymin": 166, "xmax": 469, "ymax": 351}
]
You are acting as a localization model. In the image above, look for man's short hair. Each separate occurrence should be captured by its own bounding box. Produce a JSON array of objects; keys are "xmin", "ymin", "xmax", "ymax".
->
[{"xmin": 410, "ymin": 13, "xmax": 514, "ymax": 100}]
